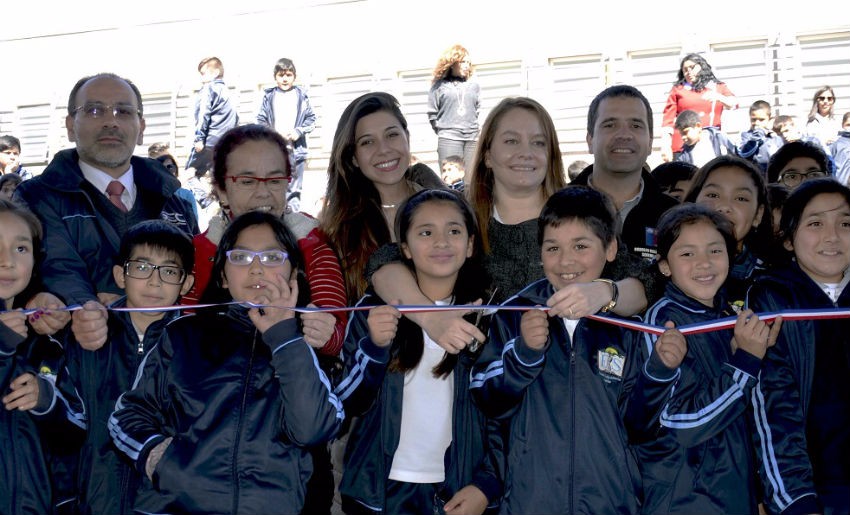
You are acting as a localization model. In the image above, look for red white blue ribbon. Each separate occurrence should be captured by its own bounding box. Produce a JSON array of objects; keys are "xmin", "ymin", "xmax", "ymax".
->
[{"xmin": 9, "ymin": 302, "xmax": 850, "ymax": 337}]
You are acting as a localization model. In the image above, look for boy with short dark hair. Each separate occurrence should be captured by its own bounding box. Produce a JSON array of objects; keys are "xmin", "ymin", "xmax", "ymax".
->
[
  {"xmin": 470, "ymin": 185, "xmax": 686, "ymax": 514},
  {"xmin": 0, "ymin": 134, "xmax": 32, "ymax": 179},
  {"xmin": 45, "ymin": 220, "xmax": 195, "ymax": 515},
  {"xmin": 440, "ymin": 154, "xmax": 465, "ymax": 191},
  {"xmin": 738, "ymin": 100, "xmax": 783, "ymax": 174},
  {"xmin": 651, "ymin": 161, "xmax": 698, "ymax": 201},
  {"xmin": 674, "ymin": 109, "xmax": 736, "ymax": 167},
  {"xmin": 187, "ymin": 57, "xmax": 238, "ymax": 180},
  {"xmin": 256, "ymin": 57, "xmax": 317, "ymax": 213}
]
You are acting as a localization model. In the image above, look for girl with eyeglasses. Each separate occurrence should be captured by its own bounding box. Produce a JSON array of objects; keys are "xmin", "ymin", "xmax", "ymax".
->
[
  {"xmin": 109, "ymin": 210, "xmax": 343, "ymax": 515},
  {"xmin": 805, "ymin": 85, "xmax": 841, "ymax": 148},
  {"xmin": 184, "ymin": 124, "xmax": 347, "ymax": 515}
]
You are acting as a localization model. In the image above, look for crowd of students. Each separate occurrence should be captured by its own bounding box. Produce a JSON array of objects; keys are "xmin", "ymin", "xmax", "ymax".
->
[{"xmin": 1, "ymin": 64, "xmax": 850, "ymax": 515}]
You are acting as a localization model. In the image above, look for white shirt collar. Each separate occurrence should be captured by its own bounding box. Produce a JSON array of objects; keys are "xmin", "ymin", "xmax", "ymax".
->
[{"xmin": 78, "ymin": 159, "xmax": 136, "ymax": 210}]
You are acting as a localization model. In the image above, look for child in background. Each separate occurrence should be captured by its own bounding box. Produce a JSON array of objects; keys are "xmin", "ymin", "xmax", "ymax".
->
[
  {"xmin": 0, "ymin": 199, "xmax": 54, "ymax": 514},
  {"xmin": 674, "ymin": 109, "xmax": 736, "ymax": 167},
  {"xmin": 738, "ymin": 100, "xmax": 783, "ymax": 174},
  {"xmin": 470, "ymin": 186, "xmax": 686, "ymax": 514},
  {"xmin": 685, "ymin": 156, "xmax": 773, "ymax": 306},
  {"xmin": 0, "ymin": 134, "xmax": 32, "ymax": 179},
  {"xmin": 440, "ymin": 154, "xmax": 466, "ymax": 191},
  {"xmin": 46, "ymin": 220, "xmax": 195, "ymax": 515},
  {"xmin": 651, "ymin": 161, "xmax": 698, "ymax": 201},
  {"xmin": 187, "ymin": 57, "xmax": 238, "ymax": 181},
  {"xmin": 767, "ymin": 140, "xmax": 831, "ymax": 187},
  {"xmin": 567, "ymin": 159, "xmax": 589, "ymax": 181},
  {"xmin": 256, "ymin": 57, "xmax": 317, "ymax": 213},
  {"xmin": 336, "ymin": 189, "xmax": 498, "ymax": 515},
  {"xmin": 830, "ymin": 112, "xmax": 850, "ymax": 185},
  {"xmin": 639, "ymin": 203, "xmax": 780, "ymax": 515},
  {"xmin": 109, "ymin": 211, "xmax": 342, "ymax": 514},
  {"xmin": 748, "ymin": 178, "xmax": 850, "ymax": 515},
  {"xmin": 0, "ymin": 173, "xmax": 22, "ymax": 201}
]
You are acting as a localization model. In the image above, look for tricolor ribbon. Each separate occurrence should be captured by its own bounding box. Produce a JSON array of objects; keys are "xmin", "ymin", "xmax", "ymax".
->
[{"xmin": 10, "ymin": 302, "xmax": 850, "ymax": 336}]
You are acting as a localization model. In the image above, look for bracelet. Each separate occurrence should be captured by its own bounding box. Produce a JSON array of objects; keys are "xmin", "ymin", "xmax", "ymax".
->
[{"xmin": 593, "ymin": 278, "xmax": 619, "ymax": 313}]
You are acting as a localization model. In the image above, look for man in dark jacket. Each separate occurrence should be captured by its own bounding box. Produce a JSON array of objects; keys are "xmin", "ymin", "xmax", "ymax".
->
[
  {"xmin": 14, "ymin": 73, "xmax": 198, "ymax": 349},
  {"xmin": 572, "ymin": 85, "xmax": 679, "ymax": 262}
]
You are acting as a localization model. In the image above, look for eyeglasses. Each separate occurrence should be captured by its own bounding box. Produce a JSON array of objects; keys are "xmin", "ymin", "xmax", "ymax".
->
[
  {"xmin": 226, "ymin": 249, "xmax": 289, "ymax": 266},
  {"xmin": 73, "ymin": 102, "xmax": 141, "ymax": 120},
  {"xmin": 817, "ymin": 96, "xmax": 835, "ymax": 103},
  {"xmin": 780, "ymin": 169, "xmax": 827, "ymax": 187},
  {"xmin": 225, "ymin": 175, "xmax": 290, "ymax": 192},
  {"xmin": 124, "ymin": 260, "xmax": 187, "ymax": 285}
]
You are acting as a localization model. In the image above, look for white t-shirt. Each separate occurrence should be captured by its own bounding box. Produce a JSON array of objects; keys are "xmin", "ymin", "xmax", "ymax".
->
[
  {"xmin": 388, "ymin": 306, "xmax": 454, "ymax": 483},
  {"xmin": 272, "ymin": 88, "xmax": 298, "ymax": 136}
]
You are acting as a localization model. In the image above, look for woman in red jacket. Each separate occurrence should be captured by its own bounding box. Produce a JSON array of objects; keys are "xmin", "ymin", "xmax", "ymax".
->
[{"xmin": 661, "ymin": 53, "xmax": 738, "ymax": 162}]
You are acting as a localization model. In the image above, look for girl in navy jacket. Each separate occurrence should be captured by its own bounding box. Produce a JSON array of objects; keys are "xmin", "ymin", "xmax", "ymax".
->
[
  {"xmin": 639, "ymin": 203, "xmax": 780, "ymax": 515},
  {"xmin": 684, "ymin": 155, "xmax": 773, "ymax": 308},
  {"xmin": 0, "ymin": 199, "xmax": 56, "ymax": 514},
  {"xmin": 748, "ymin": 178, "xmax": 850, "ymax": 515},
  {"xmin": 336, "ymin": 189, "xmax": 499, "ymax": 515},
  {"xmin": 109, "ymin": 211, "xmax": 343, "ymax": 515}
]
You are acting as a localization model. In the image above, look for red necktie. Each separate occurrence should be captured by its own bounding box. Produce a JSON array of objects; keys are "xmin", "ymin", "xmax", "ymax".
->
[{"xmin": 106, "ymin": 180, "xmax": 128, "ymax": 213}]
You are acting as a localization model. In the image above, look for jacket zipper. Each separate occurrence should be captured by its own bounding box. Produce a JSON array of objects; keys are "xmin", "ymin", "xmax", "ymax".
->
[
  {"xmin": 231, "ymin": 331, "xmax": 257, "ymax": 514},
  {"xmin": 569, "ymin": 336, "xmax": 576, "ymax": 515}
]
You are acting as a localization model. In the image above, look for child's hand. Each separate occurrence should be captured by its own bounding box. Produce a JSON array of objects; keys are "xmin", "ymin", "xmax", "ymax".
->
[
  {"xmin": 2, "ymin": 373, "xmax": 39, "ymax": 411},
  {"xmin": 732, "ymin": 310, "xmax": 780, "ymax": 359},
  {"xmin": 546, "ymin": 280, "xmax": 614, "ymax": 318},
  {"xmin": 654, "ymin": 321, "xmax": 687, "ymax": 369},
  {"xmin": 444, "ymin": 484, "xmax": 488, "ymax": 515},
  {"xmin": 193, "ymin": 142, "xmax": 204, "ymax": 153},
  {"xmin": 367, "ymin": 304, "xmax": 401, "ymax": 348},
  {"xmin": 72, "ymin": 301, "xmax": 109, "ymax": 351},
  {"xmin": 0, "ymin": 309, "xmax": 29, "ymax": 340},
  {"xmin": 145, "ymin": 436, "xmax": 173, "ymax": 482},
  {"xmin": 301, "ymin": 304, "xmax": 335, "ymax": 349},
  {"xmin": 249, "ymin": 269, "xmax": 299, "ymax": 333},
  {"xmin": 419, "ymin": 299, "xmax": 486, "ymax": 355},
  {"xmin": 26, "ymin": 292, "xmax": 71, "ymax": 336},
  {"xmin": 520, "ymin": 307, "xmax": 549, "ymax": 350}
]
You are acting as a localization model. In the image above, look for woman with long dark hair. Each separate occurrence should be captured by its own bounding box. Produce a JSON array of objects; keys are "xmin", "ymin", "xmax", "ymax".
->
[{"xmin": 660, "ymin": 53, "xmax": 738, "ymax": 162}]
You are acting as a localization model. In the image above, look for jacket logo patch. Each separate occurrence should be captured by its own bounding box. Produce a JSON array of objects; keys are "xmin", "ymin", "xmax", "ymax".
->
[
  {"xmin": 161, "ymin": 211, "xmax": 188, "ymax": 227},
  {"xmin": 597, "ymin": 347, "xmax": 625, "ymax": 380}
]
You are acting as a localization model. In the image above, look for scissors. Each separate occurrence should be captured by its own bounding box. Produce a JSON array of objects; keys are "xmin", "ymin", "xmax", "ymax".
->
[{"xmin": 468, "ymin": 288, "xmax": 498, "ymax": 352}]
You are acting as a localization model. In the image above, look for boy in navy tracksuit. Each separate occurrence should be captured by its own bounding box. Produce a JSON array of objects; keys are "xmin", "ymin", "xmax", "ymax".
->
[
  {"xmin": 639, "ymin": 204, "xmax": 779, "ymax": 514},
  {"xmin": 45, "ymin": 220, "xmax": 195, "ymax": 515},
  {"xmin": 187, "ymin": 57, "xmax": 238, "ymax": 178},
  {"xmin": 469, "ymin": 186, "xmax": 686, "ymax": 514},
  {"xmin": 738, "ymin": 100, "xmax": 783, "ymax": 175},
  {"xmin": 256, "ymin": 57, "xmax": 317, "ymax": 213}
]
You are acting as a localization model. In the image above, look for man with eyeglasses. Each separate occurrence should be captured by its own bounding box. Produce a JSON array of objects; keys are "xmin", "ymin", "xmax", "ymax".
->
[{"xmin": 14, "ymin": 73, "xmax": 199, "ymax": 350}]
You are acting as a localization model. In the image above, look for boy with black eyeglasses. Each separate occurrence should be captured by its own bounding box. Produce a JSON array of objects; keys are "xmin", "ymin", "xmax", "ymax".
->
[{"xmin": 38, "ymin": 220, "xmax": 195, "ymax": 515}]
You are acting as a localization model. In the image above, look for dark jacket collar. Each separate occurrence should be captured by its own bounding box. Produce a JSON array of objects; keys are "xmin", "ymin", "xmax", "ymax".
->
[{"xmin": 39, "ymin": 148, "xmax": 180, "ymax": 196}]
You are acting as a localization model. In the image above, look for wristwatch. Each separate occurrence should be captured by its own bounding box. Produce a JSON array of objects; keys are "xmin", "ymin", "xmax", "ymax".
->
[{"xmin": 593, "ymin": 278, "xmax": 619, "ymax": 313}]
